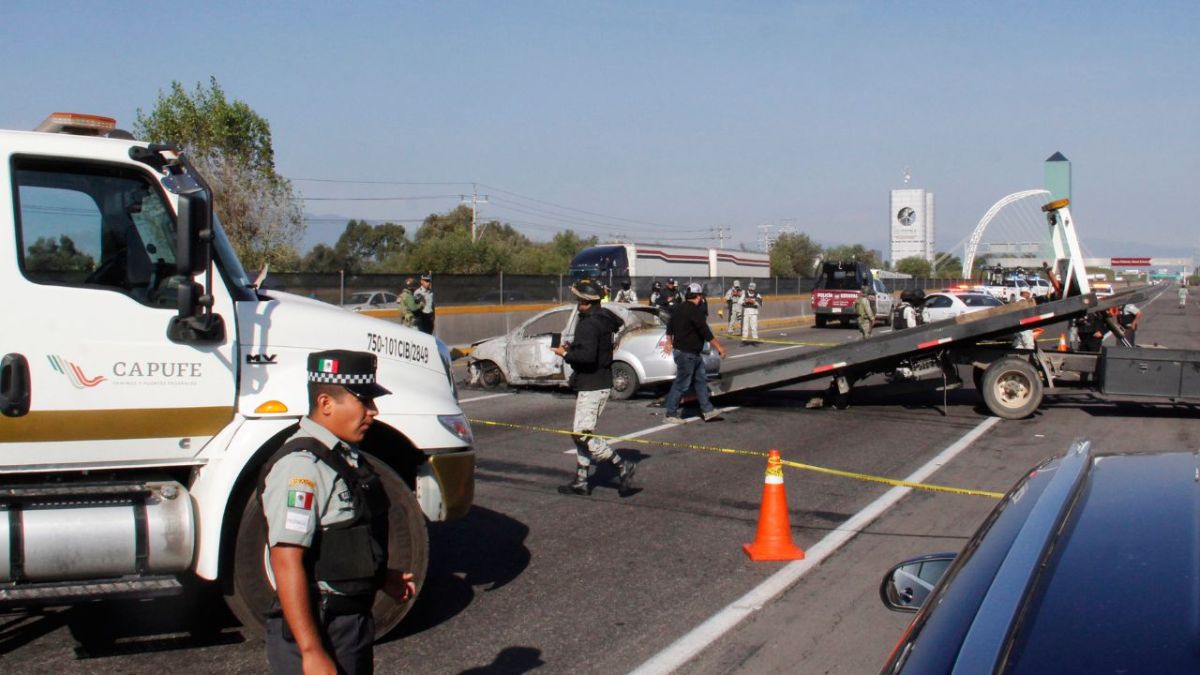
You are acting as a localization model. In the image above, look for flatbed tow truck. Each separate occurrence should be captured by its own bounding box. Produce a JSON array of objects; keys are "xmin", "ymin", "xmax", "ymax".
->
[{"xmin": 711, "ymin": 200, "xmax": 1195, "ymax": 419}]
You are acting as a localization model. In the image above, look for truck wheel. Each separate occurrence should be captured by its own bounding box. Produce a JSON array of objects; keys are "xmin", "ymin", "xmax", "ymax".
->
[
  {"xmin": 225, "ymin": 453, "xmax": 429, "ymax": 640},
  {"xmin": 610, "ymin": 362, "xmax": 639, "ymax": 400},
  {"xmin": 815, "ymin": 315, "xmax": 827, "ymax": 328},
  {"xmin": 475, "ymin": 360, "xmax": 505, "ymax": 388},
  {"xmin": 981, "ymin": 357, "xmax": 1043, "ymax": 419}
]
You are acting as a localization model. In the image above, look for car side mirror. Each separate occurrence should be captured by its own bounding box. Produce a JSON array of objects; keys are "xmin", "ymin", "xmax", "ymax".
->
[
  {"xmin": 879, "ymin": 553, "xmax": 956, "ymax": 612},
  {"xmin": 176, "ymin": 190, "xmax": 211, "ymax": 277}
]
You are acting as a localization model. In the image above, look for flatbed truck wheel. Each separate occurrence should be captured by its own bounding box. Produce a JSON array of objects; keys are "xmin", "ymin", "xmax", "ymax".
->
[
  {"xmin": 225, "ymin": 452, "xmax": 429, "ymax": 640},
  {"xmin": 981, "ymin": 357, "xmax": 1043, "ymax": 419}
]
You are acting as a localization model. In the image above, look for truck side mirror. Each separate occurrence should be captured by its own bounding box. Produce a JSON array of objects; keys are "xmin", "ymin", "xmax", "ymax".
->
[
  {"xmin": 168, "ymin": 190, "xmax": 224, "ymax": 344},
  {"xmin": 176, "ymin": 191, "xmax": 210, "ymax": 277}
]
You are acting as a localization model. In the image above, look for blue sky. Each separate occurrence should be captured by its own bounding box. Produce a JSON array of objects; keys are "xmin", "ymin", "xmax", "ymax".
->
[{"xmin": 3, "ymin": 1, "xmax": 1196, "ymax": 258}]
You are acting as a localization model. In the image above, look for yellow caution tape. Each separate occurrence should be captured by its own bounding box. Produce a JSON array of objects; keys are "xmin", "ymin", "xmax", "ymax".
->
[{"xmin": 469, "ymin": 418, "xmax": 1004, "ymax": 499}]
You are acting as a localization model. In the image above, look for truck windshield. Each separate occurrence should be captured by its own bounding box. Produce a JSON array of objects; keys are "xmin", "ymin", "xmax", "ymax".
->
[
  {"xmin": 211, "ymin": 216, "xmax": 255, "ymax": 297},
  {"xmin": 569, "ymin": 245, "xmax": 628, "ymax": 279}
]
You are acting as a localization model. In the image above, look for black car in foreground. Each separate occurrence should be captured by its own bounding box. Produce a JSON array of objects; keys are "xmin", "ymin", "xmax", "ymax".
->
[{"xmin": 880, "ymin": 439, "xmax": 1200, "ymax": 674}]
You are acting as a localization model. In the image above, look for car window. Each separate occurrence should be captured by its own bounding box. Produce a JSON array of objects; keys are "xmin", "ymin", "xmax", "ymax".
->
[
  {"xmin": 522, "ymin": 308, "xmax": 572, "ymax": 337},
  {"xmin": 16, "ymin": 159, "xmax": 179, "ymax": 307},
  {"xmin": 347, "ymin": 292, "xmax": 372, "ymax": 305},
  {"xmin": 961, "ymin": 295, "xmax": 1001, "ymax": 307},
  {"xmin": 925, "ymin": 295, "xmax": 954, "ymax": 309},
  {"xmin": 626, "ymin": 308, "xmax": 666, "ymax": 329},
  {"xmin": 382, "ymin": 293, "xmax": 397, "ymax": 303}
]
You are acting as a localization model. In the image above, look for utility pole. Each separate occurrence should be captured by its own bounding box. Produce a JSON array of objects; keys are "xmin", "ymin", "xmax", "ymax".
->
[
  {"xmin": 713, "ymin": 225, "xmax": 729, "ymax": 249},
  {"xmin": 758, "ymin": 223, "xmax": 775, "ymax": 252},
  {"xmin": 461, "ymin": 183, "xmax": 490, "ymax": 242}
]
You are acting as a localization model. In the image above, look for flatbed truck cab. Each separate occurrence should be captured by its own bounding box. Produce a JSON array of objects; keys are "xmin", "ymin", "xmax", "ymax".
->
[{"xmin": 0, "ymin": 114, "xmax": 474, "ymax": 637}]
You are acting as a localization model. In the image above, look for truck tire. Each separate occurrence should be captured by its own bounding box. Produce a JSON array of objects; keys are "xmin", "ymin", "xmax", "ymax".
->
[
  {"xmin": 815, "ymin": 315, "xmax": 827, "ymax": 328},
  {"xmin": 610, "ymin": 362, "xmax": 639, "ymax": 400},
  {"xmin": 225, "ymin": 453, "xmax": 429, "ymax": 640},
  {"xmin": 981, "ymin": 357, "xmax": 1043, "ymax": 419}
]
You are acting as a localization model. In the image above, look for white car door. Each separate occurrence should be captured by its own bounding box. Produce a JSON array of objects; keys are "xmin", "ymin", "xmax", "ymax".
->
[
  {"xmin": 1, "ymin": 154, "xmax": 237, "ymax": 468},
  {"xmin": 506, "ymin": 307, "xmax": 572, "ymax": 381},
  {"xmin": 921, "ymin": 294, "xmax": 957, "ymax": 323}
]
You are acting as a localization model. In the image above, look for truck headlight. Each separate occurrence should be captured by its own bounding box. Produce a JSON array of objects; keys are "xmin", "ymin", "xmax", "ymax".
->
[{"xmin": 439, "ymin": 414, "xmax": 474, "ymax": 445}]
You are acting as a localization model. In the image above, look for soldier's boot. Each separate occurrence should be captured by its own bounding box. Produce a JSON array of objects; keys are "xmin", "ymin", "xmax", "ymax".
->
[
  {"xmin": 558, "ymin": 466, "xmax": 591, "ymax": 496},
  {"xmin": 617, "ymin": 457, "xmax": 638, "ymax": 495}
]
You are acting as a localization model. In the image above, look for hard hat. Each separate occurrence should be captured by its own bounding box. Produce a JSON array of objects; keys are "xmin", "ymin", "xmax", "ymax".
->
[
  {"xmin": 570, "ymin": 278, "xmax": 604, "ymax": 302},
  {"xmin": 685, "ymin": 282, "xmax": 703, "ymax": 298}
]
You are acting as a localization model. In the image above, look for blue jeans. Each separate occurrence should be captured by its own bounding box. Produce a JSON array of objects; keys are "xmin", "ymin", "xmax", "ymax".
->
[{"xmin": 666, "ymin": 350, "xmax": 713, "ymax": 417}]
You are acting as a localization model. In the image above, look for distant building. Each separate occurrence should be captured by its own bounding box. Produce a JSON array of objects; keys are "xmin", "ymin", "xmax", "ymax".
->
[{"xmin": 890, "ymin": 188, "xmax": 935, "ymax": 264}]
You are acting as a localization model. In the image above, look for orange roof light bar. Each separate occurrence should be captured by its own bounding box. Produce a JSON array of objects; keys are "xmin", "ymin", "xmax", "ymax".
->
[{"xmin": 34, "ymin": 112, "xmax": 117, "ymax": 136}]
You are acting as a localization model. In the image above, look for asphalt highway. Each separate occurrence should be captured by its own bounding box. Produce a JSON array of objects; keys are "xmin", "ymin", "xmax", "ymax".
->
[{"xmin": 2, "ymin": 288, "xmax": 1197, "ymax": 674}]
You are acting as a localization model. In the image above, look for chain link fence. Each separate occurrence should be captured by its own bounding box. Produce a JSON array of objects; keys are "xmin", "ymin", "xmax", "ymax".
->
[{"xmin": 265, "ymin": 272, "xmax": 970, "ymax": 307}]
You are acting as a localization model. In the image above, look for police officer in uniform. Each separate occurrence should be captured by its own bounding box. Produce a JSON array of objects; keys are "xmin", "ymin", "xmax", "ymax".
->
[
  {"xmin": 262, "ymin": 350, "xmax": 416, "ymax": 675},
  {"xmin": 413, "ymin": 274, "xmax": 435, "ymax": 334},
  {"xmin": 740, "ymin": 282, "xmax": 763, "ymax": 345},
  {"xmin": 614, "ymin": 279, "xmax": 638, "ymax": 303}
]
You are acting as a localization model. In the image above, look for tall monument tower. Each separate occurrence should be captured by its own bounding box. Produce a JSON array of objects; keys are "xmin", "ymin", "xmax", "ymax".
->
[
  {"xmin": 890, "ymin": 169, "xmax": 935, "ymax": 264},
  {"xmin": 1045, "ymin": 152, "xmax": 1071, "ymax": 202}
]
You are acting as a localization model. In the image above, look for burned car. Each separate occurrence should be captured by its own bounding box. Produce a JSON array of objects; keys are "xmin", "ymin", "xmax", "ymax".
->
[{"xmin": 466, "ymin": 303, "xmax": 720, "ymax": 399}]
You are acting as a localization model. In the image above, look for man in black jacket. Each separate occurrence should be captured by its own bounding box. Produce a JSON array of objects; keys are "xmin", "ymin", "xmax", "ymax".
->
[
  {"xmin": 551, "ymin": 279, "xmax": 638, "ymax": 496},
  {"xmin": 664, "ymin": 283, "xmax": 727, "ymax": 423}
]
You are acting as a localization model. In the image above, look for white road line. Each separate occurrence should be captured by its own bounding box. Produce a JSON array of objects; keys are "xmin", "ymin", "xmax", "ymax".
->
[
  {"xmin": 726, "ymin": 345, "xmax": 804, "ymax": 360},
  {"xmin": 458, "ymin": 392, "xmax": 515, "ymax": 403},
  {"xmin": 628, "ymin": 415, "xmax": 1002, "ymax": 675},
  {"xmin": 563, "ymin": 406, "xmax": 742, "ymax": 454}
]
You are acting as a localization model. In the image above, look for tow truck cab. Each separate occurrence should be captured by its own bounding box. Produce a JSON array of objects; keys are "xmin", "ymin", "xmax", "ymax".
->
[
  {"xmin": 0, "ymin": 113, "xmax": 474, "ymax": 637},
  {"xmin": 811, "ymin": 261, "xmax": 893, "ymax": 328}
]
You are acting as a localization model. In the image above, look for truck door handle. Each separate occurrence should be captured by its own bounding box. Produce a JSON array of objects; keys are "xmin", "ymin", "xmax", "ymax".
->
[{"xmin": 1, "ymin": 353, "xmax": 31, "ymax": 417}]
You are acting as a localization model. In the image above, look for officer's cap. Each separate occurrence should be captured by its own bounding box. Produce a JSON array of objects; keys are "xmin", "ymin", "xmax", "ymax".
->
[
  {"xmin": 685, "ymin": 282, "xmax": 704, "ymax": 298},
  {"xmin": 308, "ymin": 349, "xmax": 391, "ymax": 400},
  {"xmin": 748, "ymin": 282, "xmax": 757, "ymax": 290},
  {"xmin": 420, "ymin": 273, "xmax": 432, "ymax": 282},
  {"xmin": 733, "ymin": 280, "xmax": 741, "ymax": 287}
]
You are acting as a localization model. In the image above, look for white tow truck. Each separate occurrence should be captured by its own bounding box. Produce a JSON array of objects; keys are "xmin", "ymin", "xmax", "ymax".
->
[{"xmin": 0, "ymin": 113, "xmax": 475, "ymax": 637}]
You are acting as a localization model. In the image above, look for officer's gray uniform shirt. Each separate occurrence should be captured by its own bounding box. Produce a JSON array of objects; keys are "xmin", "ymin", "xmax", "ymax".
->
[{"xmin": 263, "ymin": 416, "xmax": 360, "ymax": 550}]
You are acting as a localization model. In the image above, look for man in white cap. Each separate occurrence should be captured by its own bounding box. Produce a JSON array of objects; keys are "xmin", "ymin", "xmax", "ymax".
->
[
  {"xmin": 740, "ymin": 282, "xmax": 764, "ymax": 345},
  {"xmin": 663, "ymin": 283, "xmax": 727, "ymax": 423}
]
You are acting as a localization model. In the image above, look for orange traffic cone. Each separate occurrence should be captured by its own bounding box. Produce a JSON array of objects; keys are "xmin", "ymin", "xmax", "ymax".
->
[
  {"xmin": 1057, "ymin": 333, "xmax": 1069, "ymax": 352},
  {"xmin": 743, "ymin": 450, "xmax": 806, "ymax": 561}
]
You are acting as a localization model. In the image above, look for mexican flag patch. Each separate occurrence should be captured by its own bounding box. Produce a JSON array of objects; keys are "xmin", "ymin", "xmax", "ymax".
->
[
  {"xmin": 317, "ymin": 358, "xmax": 339, "ymax": 373},
  {"xmin": 288, "ymin": 489, "xmax": 314, "ymax": 510}
]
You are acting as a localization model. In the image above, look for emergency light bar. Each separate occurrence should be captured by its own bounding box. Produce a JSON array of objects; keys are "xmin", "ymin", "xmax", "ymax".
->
[{"xmin": 34, "ymin": 112, "xmax": 118, "ymax": 136}]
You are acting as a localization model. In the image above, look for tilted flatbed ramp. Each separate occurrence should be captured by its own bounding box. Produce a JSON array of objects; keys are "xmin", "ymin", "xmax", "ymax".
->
[{"xmin": 711, "ymin": 287, "xmax": 1151, "ymax": 397}]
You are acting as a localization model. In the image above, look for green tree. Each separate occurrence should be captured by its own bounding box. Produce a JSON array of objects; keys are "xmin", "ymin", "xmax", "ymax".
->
[
  {"xmin": 931, "ymin": 251, "xmax": 963, "ymax": 279},
  {"xmin": 135, "ymin": 77, "xmax": 304, "ymax": 272},
  {"xmin": 895, "ymin": 256, "xmax": 933, "ymax": 277},
  {"xmin": 769, "ymin": 232, "xmax": 822, "ymax": 277},
  {"xmin": 332, "ymin": 220, "xmax": 408, "ymax": 272},
  {"xmin": 823, "ymin": 244, "xmax": 881, "ymax": 269},
  {"xmin": 24, "ymin": 236, "xmax": 95, "ymax": 273}
]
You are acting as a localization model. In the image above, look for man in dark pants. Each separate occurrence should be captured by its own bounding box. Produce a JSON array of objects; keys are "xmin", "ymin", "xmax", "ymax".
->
[
  {"xmin": 413, "ymin": 274, "xmax": 435, "ymax": 334},
  {"xmin": 262, "ymin": 350, "xmax": 416, "ymax": 674},
  {"xmin": 664, "ymin": 283, "xmax": 727, "ymax": 423},
  {"xmin": 551, "ymin": 279, "xmax": 638, "ymax": 496}
]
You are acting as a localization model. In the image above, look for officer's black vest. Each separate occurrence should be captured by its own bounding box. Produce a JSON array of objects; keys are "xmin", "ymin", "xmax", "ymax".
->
[
  {"xmin": 742, "ymin": 291, "xmax": 760, "ymax": 308},
  {"xmin": 258, "ymin": 435, "xmax": 389, "ymax": 598}
]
